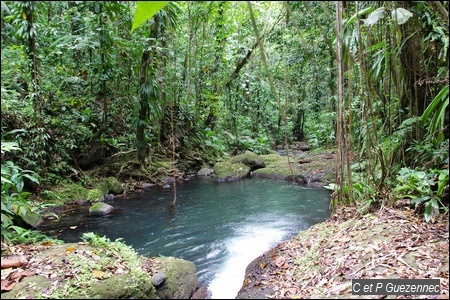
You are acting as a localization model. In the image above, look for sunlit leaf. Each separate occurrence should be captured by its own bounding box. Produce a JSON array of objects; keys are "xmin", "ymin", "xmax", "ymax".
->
[
  {"xmin": 92, "ymin": 270, "xmax": 105, "ymax": 279},
  {"xmin": 391, "ymin": 7, "xmax": 413, "ymax": 25},
  {"xmin": 66, "ymin": 246, "xmax": 77, "ymax": 253},
  {"xmin": 364, "ymin": 7, "xmax": 385, "ymax": 26},
  {"xmin": 130, "ymin": 1, "xmax": 169, "ymax": 34}
]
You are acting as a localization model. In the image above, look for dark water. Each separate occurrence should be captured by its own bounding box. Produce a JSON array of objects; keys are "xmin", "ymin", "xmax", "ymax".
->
[{"xmin": 38, "ymin": 176, "xmax": 331, "ymax": 299}]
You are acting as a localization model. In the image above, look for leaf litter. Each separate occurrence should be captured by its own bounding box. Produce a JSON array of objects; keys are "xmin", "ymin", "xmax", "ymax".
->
[{"xmin": 238, "ymin": 206, "xmax": 449, "ymax": 299}]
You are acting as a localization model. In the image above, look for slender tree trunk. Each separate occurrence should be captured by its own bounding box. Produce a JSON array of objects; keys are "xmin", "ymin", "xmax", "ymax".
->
[
  {"xmin": 333, "ymin": 0, "xmax": 345, "ymax": 209},
  {"xmin": 99, "ymin": 3, "xmax": 109, "ymax": 133},
  {"xmin": 24, "ymin": 2, "xmax": 46, "ymax": 177}
]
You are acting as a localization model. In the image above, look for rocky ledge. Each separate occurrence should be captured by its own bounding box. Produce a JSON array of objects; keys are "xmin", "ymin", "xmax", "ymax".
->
[{"xmin": 1, "ymin": 239, "xmax": 206, "ymax": 299}]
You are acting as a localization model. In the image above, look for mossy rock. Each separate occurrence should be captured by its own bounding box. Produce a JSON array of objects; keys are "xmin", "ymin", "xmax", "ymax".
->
[
  {"xmin": 44, "ymin": 183, "xmax": 91, "ymax": 205},
  {"xmin": 2, "ymin": 242, "xmax": 198, "ymax": 300},
  {"xmin": 254, "ymin": 154, "xmax": 299, "ymax": 179},
  {"xmin": 231, "ymin": 151, "xmax": 266, "ymax": 171},
  {"xmin": 86, "ymin": 274, "xmax": 156, "ymax": 299},
  {"xmin": 106, "ymin": 176, "xmax": 123, "ymax": 195},
  {"xmin": 89, "ymin": 202, "xmax": 114, "ymax": 215},
  {"xmin": 20, "ymin": 210, "xmax": 44, "ymax": 228},
  {"xmin": 1, "ymin": 275, "xmax": 53, "ymax": 299},
  {"xmin": 213, "ymin": 161, "xmax": 250, "ymax": 181},
  {"xmin": 153, "ymin": 256, "xmax": 198, "ymax": 299},
  {"xmin": 97, "ymin": 181, "xmax": 110, "ymax": 195}
]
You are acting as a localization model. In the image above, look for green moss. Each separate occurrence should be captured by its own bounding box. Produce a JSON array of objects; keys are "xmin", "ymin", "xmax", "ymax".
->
[
  {"xmin": 87, "ymin": 189, "xmax": 104, "ymax": 202},
  {"xmin": 89, "ymin": 202, "xmax": 103, "ymax": 211},
  {"xmin": 254, "ymin": 155, "xmax": 298, "ymax": 178},
  {"xmin": 43, "ymin": 237, "xmax": 157, "ymax": 299},
  {"xmin": 214, "ymin": 162, "xmax": 250, "ymax": 178},
  {"xmin": 97, "ymin": 181, "xmax": 110, "ymax": 195},
  {"xmin": 231, "ymin": 151, "xmax": 264, "ymax": 165},
  {"xmin": 1, "ymin": 275, "xmax": 53, "ymax": 299},
  {"xmin": 88, "ymin": 274, "xmax": 156, "ymax": 299},
  {"xmin": 40, "ymin": 182, "xmax": 93, "ymax": 206},
  {"xmin": 106, "ymin": 177, "xmax": 123, "ymax": 195},
  {"xmin": 152, "ymin": 256, "xmax": 198, "ymax": 299}
]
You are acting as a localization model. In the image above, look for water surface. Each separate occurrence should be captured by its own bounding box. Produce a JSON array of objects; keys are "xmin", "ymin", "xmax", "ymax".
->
[{"xmin": 39, "ymin": 176, "xmax": 331, "ymax": 299}]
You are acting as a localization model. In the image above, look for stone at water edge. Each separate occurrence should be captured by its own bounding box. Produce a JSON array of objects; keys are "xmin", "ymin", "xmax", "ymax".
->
[{"xmin": 89, "ymin": 202, "xmax": 114, "ymax": 216}]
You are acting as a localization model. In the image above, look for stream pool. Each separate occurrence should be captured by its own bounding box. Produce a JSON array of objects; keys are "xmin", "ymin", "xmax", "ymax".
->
[{"xmin": 38, "ymin": 176, "xmax": 331, "ymax": 299}]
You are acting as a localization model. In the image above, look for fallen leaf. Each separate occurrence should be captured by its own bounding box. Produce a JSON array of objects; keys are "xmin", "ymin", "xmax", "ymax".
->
[
  {"xmin": 274, "ymin": 257, "xmax": 286, "ymax": 268},
  {"xmin": 92, "ymin": 270, "xmax": 104, "ymax": 279},
  {"xmin": 65, "ymin": 246, "xmax": 77, "ymax": 253},
  {"xmin": 1, "ymin": 270, "xmax": 34, "ymax": 292},
  {"xmin": 327, "ymin": 282, "xmax": 351, "ymax": 295},
  {"xmin": 1, "ymin": 256, "xmax": 27, "ymax": 269}
]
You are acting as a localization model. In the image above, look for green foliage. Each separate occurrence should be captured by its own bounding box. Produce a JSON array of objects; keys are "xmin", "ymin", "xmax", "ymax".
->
[
  {"xmin": 221, "ymin": 129, "xmax": 273, "ymax": 155},
  {"xmin": 201, "ymin": 128, "xmax": 226, "ymax": 158},
  {"xmin": 352, "ymin": 175, "xmax": 379, "ymax": 214},
  {"xmin": 7, "ymin": 225, "xmax": 63, "ymax": 245},
  {"xmin": 1, "ymin": 139, "xmax": 41, "ymax": 242},
  {"xmin": 393, "ymin": 167, "xmax": 449, "ymax": 222},
  {"xmin": 420, "ymin": 84, "xmax": 449, "ymax": 147},
  {"xmin": 305, "ymin": 111, "xmax": 336, "ymax": 148},
  {"xmin": 81, "ymin": 232, "xmax": 111, "ymax": 248},
  {"xmin": 130, "ymin": 1, "xmax": 169, "ymax": 34}
]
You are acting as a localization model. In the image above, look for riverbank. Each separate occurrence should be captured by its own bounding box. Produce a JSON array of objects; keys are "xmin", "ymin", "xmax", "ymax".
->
[{"xmin": 237, "ymin": 205, "xmax": 449, "ymax": 299}]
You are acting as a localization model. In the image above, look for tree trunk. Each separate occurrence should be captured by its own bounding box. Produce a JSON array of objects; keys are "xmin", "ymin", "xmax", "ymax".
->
[{"xmin": 137, "ymin": 16, "xmax": 160, "ymax": 165}]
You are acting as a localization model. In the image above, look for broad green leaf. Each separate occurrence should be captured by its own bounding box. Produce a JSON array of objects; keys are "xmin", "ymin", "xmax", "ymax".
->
[
  {"xmin": 22, "ymin": 173, "xmax": 40, "ymax": 184},
  {"xmin": 130, "ymin": 1, "xmax": 169, "ymax": 34},
  {"xmin": 346, "ymin": 6, "xmax": 374, "ymax": 27},
  {"xmin": 391, "ymin": 7, "xmax": 413, "ymax": 25},
  {"xmin": 364, "ymin": 7, "xmax": 385, "ymax": 26},
  {"xmin": 1, "ymin": 141, "xmax": 21, "ymax": 153},
  {"xmin": 420, "ymin": 84, "xmax": 448, "ymax": 126}
]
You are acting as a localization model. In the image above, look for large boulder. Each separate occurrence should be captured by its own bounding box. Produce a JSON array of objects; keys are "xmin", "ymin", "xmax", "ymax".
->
[
  {"xmin": 152, "ymin": 256, "xmax": 199, "ymax": 299},
  {"xmin": 213, "ymin": 161, "xmax": 250, "ymax": 182},
  {"xmin": 17, "ymin": 209, "xmax": 44, "ymax": 228},
  {"xmin": 231, "ymin": 151, "xmax": 266, "ymax": 171},
  {"xmin": 197, "ymin": 167, "xmax": 213, "ymax": 177}
]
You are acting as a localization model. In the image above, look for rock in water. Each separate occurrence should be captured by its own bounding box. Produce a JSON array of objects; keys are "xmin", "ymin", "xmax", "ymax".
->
[{"xmin": 89, "ymin": 202, "xmax": 114, "ymax": 216}]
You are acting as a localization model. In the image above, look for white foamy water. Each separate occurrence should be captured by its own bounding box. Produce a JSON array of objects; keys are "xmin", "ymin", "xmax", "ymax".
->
[{"xmin": 208, "ymin": 220, "xmax": 288, "ymax": 299}]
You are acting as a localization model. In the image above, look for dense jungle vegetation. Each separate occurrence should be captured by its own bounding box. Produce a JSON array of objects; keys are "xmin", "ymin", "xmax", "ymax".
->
[{"xmin": 1, "ymin": 1, "xmax": 449, "ymax": 244}]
